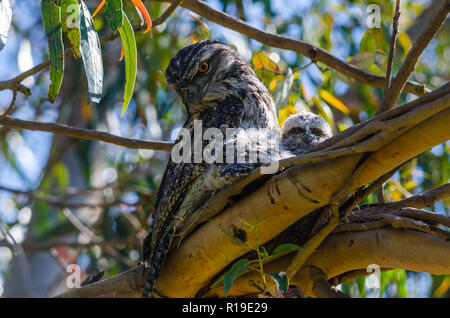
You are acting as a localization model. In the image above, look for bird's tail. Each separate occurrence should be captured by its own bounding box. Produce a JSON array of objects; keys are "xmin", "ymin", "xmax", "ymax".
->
[{"xmin": 142, "ymin": 228, "xmax": 174, "ymax": 298}]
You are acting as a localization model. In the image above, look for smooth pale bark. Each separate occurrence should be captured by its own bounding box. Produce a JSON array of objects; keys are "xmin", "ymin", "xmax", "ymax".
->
[
  {"xmin": 58, "ymin": 228, "xmax": 450, "ymax": 298},
  {"xmin": 156, "ymin": 108, "xmax": 450, "ymax": 297},
  {"xmin": 206, "ymin": 229, "xmax": 450, "ymax": 297}
]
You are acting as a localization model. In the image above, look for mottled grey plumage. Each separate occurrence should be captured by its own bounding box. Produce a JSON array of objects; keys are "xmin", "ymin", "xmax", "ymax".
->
[
  {"xmin": 280, "ymin": 112, "xmax": 332, "ymax": 157},
  {"xmin": 142, "ymin": 41, "xmax": 278, "ymax": 297}
]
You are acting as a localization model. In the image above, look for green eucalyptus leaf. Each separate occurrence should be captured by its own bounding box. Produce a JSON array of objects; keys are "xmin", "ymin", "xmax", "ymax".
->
[
  {"xmin": 0, "ymin": 0, "xmax": 12, "ymax": 51},
  {"xmin": 41, "ymin": 0, "xmax": 64, "ymax": 103},
  {"xmin": 118, "ymin": 12, "xmax": 137, "ymax": 117},
  {"xmin": 223, "ymin": 259, "xmax": 250, "ymax": 296},
  {"xmin": 79, "ymin": 1, "xmax": 103, "ymax": 104},
  {"xmin": 271, "ymin": 243, "xmax": 304, "ymax": 256}
]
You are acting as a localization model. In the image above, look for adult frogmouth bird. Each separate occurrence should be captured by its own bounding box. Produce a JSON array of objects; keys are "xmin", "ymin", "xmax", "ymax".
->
[{"xmin": 142, "ymin": 40, "xmax": 279, "ymax": 297}]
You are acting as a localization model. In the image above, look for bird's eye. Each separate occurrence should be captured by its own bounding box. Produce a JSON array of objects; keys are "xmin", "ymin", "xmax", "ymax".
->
[{"xmin": 198, "ymin": 61, "xmax": 209, "ymax": 73}]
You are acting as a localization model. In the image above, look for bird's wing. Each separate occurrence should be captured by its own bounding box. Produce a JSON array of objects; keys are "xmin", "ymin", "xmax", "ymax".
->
[{"xmin": 144, "ymin": 158, "xmax": 205, "ymax": 258}]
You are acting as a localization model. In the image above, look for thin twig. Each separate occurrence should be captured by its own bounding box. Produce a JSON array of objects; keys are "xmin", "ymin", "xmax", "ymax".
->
[
  {"xmin": 383, "ymin": 0, "xmax": 401, "ymax": 95},
  {"xmin": 0, "ymin": 116, "xmax": 174, "ymax": 151},
  {"xmin": 0, "ymin": 90, "xmax": 17, "ymax": 118},
  {"xmin": 0, "ymin": 184, "xmax": 142, "ymax": 209},
  {"xmin": 0, "ymin": 239, "xmax": 133, "ymax": 252},
  {"xmin": 335, "ymin": 213, "xmax": 450, "ymax": 240},
  {"xmin": 62, "ymin": 208, "xmax": 135, "ymax": 267},
  {"xmin": 153, "ymin": 0, "xmax": 184, "ymax": 26}
]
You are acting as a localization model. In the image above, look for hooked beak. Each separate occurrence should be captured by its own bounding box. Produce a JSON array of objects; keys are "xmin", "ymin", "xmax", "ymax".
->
[{"xmin": 176, "ymin": 81, "xmax": 202, "ymax": 105}]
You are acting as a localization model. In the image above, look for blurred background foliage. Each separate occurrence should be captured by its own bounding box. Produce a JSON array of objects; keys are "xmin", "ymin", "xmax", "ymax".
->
[{"xmin": 0, "ymin": 0, "xmax": 448, "ymax": 297}]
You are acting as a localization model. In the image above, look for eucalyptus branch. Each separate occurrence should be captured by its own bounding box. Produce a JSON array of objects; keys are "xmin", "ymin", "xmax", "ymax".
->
[
  {"xmin": 152, "ymin": 0, "xmax": 184, "ymax": 26},
  {"xmin": 0, "ymin": 90, "xmax": 17, "ymax": 118},
  {"xmin": 0, "ymin": 239, "xmax": 132, "ymax": 252},
  {"xmin": 0, "ymin": 185, "xmax": 142, "ymax": 209},
  {"xmin": 378, "ymin": 1, "xmax": 449, "ymax": 113},
  {"xmin": 377, "ymin": 183, "xmax": 450, "ymax": 210},
  {"xmin": 0, "ymin": 116, "xmax": 174, "ymax": 151},
  {"xmin": 62, "ymin": 208, "xmax": 135, "ymax": 267},
  {"xmin": 335, "ymin": 213, "xmax": 450, "ymax": 240},
  {"xmin": 383, "ymin": 0, "xmax": 401, "ymax": 95}
]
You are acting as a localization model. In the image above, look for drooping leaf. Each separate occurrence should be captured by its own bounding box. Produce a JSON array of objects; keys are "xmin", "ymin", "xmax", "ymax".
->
[
  {"xmin": 105, "ymin": 0, "xmax": 123, "ymax": 33},
  {"xmin": 79, "ymin": 1, "xmax": 103, "ymax": 104},
  {"xmin": 118, "ymin": 12, "xmax": 137, "ymax": 116},
  {"xmin": 271, "ymin": 243, "xmax": 303, "ymax": 256},
  {"xmin": 41, "ymin": 0, "xmax": 64, "ymax": 103},
  {"xmin": 268, "ymin": 271, "xmax": 289, "ymax": 292},
  {"xmin": 60, "ymin": 0, "xmax": 81, "ymax": 58},
  {"xmin": 319, "ymin": 89, "xmax": 349, "ymax": 114},
  {"xmin": 130, "ymin": 0, "xmax": 152, "ymax": 33},
  {"xmin": 223, "ymin": 259, "xmax": 250, "ymax": 296},
  {"xmin": 0, "ymin": 0, "xmax": 12, "ymax": 51}
]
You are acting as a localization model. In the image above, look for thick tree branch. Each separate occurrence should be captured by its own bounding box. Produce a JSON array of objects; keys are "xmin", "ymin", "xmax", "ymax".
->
[
  {"xmin": 177, "ymin": 86, "xmax": 449, "ymax": 240},
  {"xmin": 57, "ymin": 228, "xmax": 450, "ymax": 298},
  {"xmin": 150, "ymin": 99, "xmax": 449, "ymax": 297}
]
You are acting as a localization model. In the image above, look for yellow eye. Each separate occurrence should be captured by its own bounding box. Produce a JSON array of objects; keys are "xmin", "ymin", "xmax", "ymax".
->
[{"xmin": 198, "ymin": 61, "xmax": 209, "ymax": 73}]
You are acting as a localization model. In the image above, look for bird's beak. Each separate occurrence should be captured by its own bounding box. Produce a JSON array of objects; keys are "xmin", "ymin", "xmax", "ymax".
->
[{"xmin": 176, "ymin": 81, "xmax": 201, "ymax": 105}]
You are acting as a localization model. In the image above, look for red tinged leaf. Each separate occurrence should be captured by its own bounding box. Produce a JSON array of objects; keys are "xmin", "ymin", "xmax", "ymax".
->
[
  {"xmin": 130, "ymin": 0, "xmax": 152, "ymax": 33},
  {"xmin": 119, "ymin": 46, "xmax": 124, "ymax": 61}
]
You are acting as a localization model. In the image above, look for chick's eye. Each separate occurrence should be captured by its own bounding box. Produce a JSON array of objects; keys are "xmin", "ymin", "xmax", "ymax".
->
[{"xmin": 198, "ymin": 62, "xmax": 209, "ymax": 73}]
